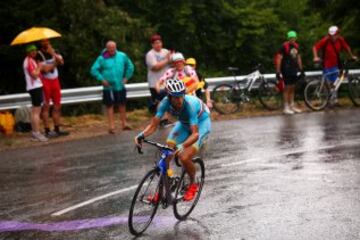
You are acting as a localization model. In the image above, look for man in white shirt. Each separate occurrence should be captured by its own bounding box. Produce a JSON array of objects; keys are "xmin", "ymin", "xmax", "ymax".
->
[{"xmin": 145, "ymin": 34, "xmax": 172, "ymax": 114}]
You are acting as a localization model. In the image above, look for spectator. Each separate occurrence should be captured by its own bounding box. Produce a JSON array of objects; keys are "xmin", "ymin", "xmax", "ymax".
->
[
  {"xmin": 23, "ymin": 44, "xmax": 48, "ymax": 142},
  {"xmin": 145, "ymin": 34, "xmax": 172, "ymax": 113},
  {"xmin": 185, "ymin": 57, "xmax": 213, "ymax": 109},
  {"xmin": 313, "ymin": 25, "xmax": 358, "ymax": 104},
  {"xmin": 156, "ymin": 52, "xmax": 199, "ymax": 95},
  {"xmin": 36, "ymin": 39, "xmax": 68, "ymax": 137},
  {"xmin": 275, "ymin": 30, "xmax": 304, "ymax": 115},
  {"xmin": 90, "ymin": 40, "xmax": 134, "ymax": 134}
]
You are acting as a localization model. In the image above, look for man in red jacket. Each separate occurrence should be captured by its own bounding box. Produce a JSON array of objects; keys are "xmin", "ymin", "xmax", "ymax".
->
[{"xmin": 313, "ymin": 26, "xmax": 357, "ymax": 103}]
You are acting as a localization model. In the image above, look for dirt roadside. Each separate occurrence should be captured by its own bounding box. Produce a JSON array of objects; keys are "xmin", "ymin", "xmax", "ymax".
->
[{"xmin": 0, "ymin": 99, "xmax": 357, "ymax": 152}]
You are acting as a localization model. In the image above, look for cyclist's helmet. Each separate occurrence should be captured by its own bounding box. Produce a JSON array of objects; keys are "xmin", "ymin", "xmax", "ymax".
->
[
  {"xmin": 171, "ymin": 52, "xmax": 185, "ymax": 62},
  {"xmin": 165, "ymin": 78, "xmax": 186, "ymax": 97},
  {"xmin": 328, "ymin": 26, "xmax": 339, "ymax": 36},
  {"xmin": 287, "ymin": 30, "xmax": 297, "ymax": 40}
]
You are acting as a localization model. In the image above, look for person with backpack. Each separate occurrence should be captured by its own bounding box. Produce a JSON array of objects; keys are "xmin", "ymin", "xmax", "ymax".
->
[
  {"xmin": 156, "ymin": 52, "xmax": 199, "ymax": 95},
  {"xmin": 275, "ymin": 30, "xmax": 305, "ymax": 115},
  {"xmin": 313, "ymin": 26, "xmax": 358, "ymax": 103}
]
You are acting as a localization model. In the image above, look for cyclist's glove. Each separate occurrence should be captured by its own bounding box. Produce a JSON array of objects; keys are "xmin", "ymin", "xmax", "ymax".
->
[
  {"xmin": 276, "ymin": 72, "xmax": 282, "ymax": 81},
  {"xmin": 136, "ymin": 132, "xmax": 145, "ymax": 143}
]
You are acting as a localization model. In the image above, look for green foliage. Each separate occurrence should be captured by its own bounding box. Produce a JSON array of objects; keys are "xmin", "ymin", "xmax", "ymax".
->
[{"xmin": 0, "ymin": 0, "xmax": 357, "ymax": 97}]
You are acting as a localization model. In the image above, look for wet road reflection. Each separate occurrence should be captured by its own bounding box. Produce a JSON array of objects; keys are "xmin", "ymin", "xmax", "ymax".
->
[{"xmin": 1, "ymin": 109, "xmax": 360, "ymax": 239}]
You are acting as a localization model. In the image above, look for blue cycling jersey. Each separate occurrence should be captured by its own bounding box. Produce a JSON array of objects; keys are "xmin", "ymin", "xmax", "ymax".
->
[{"xmin": 155, "ymin": 95, "xmax": 210, "ymax": 125}]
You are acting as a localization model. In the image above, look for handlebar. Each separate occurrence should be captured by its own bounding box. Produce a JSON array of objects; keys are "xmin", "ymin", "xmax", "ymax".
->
[
  {"xmin": 227, "ymin": 64, "xmax": 262, "ymax": 74},
  {"xmin": 137, "ymin": 139, "xmax": 174, "ymax": 154}
]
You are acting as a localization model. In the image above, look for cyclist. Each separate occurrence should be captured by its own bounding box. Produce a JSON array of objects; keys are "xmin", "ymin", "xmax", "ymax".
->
[
  {"xmin": 275, "ymin": 30, "xmax": 305, "ymax": 115},
  {"xmin": 185, "ymin": 57, "xmax": 213, "ymax": 109},
  {"xmin": 313, "ymin": 26, "xmax": 358, "ymax": 103},
  {"xmin": 135, "ymin": 78, "xmax": 211, "ymax": 201},
  {"xmin": 155, "ymin": 52, "xmax": 199, "ymax": 95}
]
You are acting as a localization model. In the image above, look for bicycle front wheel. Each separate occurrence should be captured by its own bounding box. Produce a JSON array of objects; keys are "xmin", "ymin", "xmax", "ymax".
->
[
  {"xmin": 128, "ymin": 169, "xmax": 162, "ymax": 236},
  {"xmin": 304, "ymin": 78, "xmax": 330, "ymax": 111},
  {"xmin": 212, "ymin": 84, "xmax": 239, "ymax": 114},
  {"xmin": 173, "ymin": 157, "xmax": 205, "ymax": 220},
  {"xmin": 258, "ymin": 79, "xmax": 282, "ymax": 110},
  {"xmin": 348, "ymin": 77, "xmax": 360, "ymax": 106}
]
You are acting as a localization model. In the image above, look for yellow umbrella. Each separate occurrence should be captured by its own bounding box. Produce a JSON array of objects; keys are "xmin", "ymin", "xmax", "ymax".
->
[{"xmin": 10, "ymin": 27, "xmax": 61, "ymax": 46}]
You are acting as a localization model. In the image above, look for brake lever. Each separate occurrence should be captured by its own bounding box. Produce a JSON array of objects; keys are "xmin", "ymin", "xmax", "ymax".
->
[{"xmin": 136, "ymin": 145, "xmax": 143, "ymax": 154}]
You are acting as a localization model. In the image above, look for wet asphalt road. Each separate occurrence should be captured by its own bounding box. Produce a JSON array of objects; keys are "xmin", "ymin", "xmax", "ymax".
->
[{"xmin": 1, "ymin": 109, "xmax": 360, "ymax": 240}]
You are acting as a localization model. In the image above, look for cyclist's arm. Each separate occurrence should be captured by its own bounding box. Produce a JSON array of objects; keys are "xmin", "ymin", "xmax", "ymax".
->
[
  {"xmin": 312, "ymin": 45, "xmax": 320, "ymax": 61},
  {"xmin": 142, "ymin": 117, "xmax": 161, "ymax": 137},
  {"xmin": 275, "ymin": 53, "xmax": 283, "ymax": 73}
]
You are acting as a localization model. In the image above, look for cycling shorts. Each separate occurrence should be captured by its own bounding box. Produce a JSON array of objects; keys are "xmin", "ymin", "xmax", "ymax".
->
[
  {"xmin": 323, "ymin": 66, "xmax": 339, "ymax": 82},
  {"xmin": 166, "ymin": 117, "xmax": 211, "ymax": 151}
]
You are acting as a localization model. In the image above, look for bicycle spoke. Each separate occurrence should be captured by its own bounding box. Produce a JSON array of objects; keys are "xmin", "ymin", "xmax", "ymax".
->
[{"xmin": 129, "ymin": 170, "xmax": 161, "ymax": 236}]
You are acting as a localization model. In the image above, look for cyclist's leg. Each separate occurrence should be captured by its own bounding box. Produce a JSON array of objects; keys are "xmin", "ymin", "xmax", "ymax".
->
[
  {"xmin": 179, "ymin": 117, "xmax": 211, "ymax": 183},
  {"xmin": 324, "ymin": 66, "xmax": 339, "ymax": 103}
]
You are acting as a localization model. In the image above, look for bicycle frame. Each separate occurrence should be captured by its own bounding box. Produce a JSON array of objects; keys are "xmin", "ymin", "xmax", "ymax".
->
[
  {"xmin": 138, "ymin": 140, "xmax": 177, "ymax": 207},
  {"xmin": 232, "ymin": 69, "xmax": 263, "ymax": 93}
]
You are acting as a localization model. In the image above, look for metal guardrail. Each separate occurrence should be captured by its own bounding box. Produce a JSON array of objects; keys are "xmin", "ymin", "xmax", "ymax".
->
[{"xmin": 1, "ymin": 70, "xmax": 360, "ymax": 111}]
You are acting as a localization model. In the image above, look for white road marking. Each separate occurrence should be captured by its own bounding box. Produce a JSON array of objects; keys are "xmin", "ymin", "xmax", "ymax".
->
[
  {"xmin": 51, "ymin": 185, "xmax": 138, "ymax": 216},
  {"xmin": 52, "ymin": 140, "xmax": 360, "ymax": 217}
]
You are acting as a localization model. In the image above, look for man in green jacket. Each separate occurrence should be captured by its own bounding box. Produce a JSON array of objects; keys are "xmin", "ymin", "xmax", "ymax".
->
[{"xmin": 91, "ymin": 41, "xmax": 134, "ymax": 133}]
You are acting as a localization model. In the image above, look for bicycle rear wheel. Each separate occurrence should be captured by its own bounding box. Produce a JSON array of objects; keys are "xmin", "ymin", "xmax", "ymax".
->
[
  {"xmin": 304, "ymin": 78, "xmax": 330, "ymax": 111},
  {"xmin": 258, "ymin": 79, "xmax": 282, "ymax": 110},
  {"xmin": 348, "ymin": 77, "xmax": 360, "ymax": 106},
  {"xmin": 212, "ymin": 84, "xmax": 239, "ymax": 114},
  {"xmin": 128, "ymin": 169, "xmax": 162, "ymax": 236},
  {"xmin": 173, "ymin": 157, "xmax": 205, "ymax": 220}
]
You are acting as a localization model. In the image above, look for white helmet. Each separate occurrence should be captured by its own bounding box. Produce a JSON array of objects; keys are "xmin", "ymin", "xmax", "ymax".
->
[
  {"xmin": 165, "ymin": 78, "xmax": 186, "ymax": 96},
  {"xmin": 328, "ymin": 26, "xmax": 339, "ymax": 36},
  {"xmin": 171, "ymin": 52, "xmax": 185, "ymax": 62}
]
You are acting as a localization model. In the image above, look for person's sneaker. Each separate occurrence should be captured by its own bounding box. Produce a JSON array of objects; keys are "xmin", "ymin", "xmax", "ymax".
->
[
  {"xmin": 283, "ymin": 107, "xmax": 294, "ymax": 115},
  {"xmin": 290, "ymin": 106, "xmax": 302, "ymax": 113},
  {"xmin": 183, "ymin": 183, "xmax": 199, "ymax": 201},
  {"xmin": 31, "ymin": 132, "xmax": 48, "ymax": 142},
  {"xmin": 45, "ymin": 131, "xmax": 59, "ymax": 138},
  {"xmin": 147, "ymin": 192, "xmax": 159, "ymax": 204}
]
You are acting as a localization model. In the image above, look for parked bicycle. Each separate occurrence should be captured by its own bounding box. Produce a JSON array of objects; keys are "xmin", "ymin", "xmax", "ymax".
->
[
  {"xmin": 212, "ymin": 65, "xmax": 282, "ymax": 114},
  {"xmin": 128, "ymin": 139, "xmax": 205, "ymax": 236},
  {"xmin": 304, "ymin": 60, "xmax": 360, "ymax": 111}
]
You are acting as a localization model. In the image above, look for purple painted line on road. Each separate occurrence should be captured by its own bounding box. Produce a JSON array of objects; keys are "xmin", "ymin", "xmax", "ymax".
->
[{"xmin": 0, "ymin": 216, "xmax": 175, "ymax": 232}]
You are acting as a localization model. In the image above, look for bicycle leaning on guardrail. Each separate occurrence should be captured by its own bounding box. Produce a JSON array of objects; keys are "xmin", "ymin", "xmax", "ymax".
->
[
  {"xmin": 304, "ymin": 60, "xmax": 360, "ymax": 111},
  {"xmin": 128, "ymin": 139, "xmax": 205, "ymax": 236},
  {"xmin": 212, "ymin": 64, "xmax": 282, "ymax": 114}
]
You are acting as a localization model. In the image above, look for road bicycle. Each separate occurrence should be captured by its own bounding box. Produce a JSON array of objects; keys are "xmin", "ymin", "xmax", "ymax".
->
[
  {"xmin": 304, "ymin": 60, "xmax": 360, "ymax": 111},
  {"xmin": 128, "ymin": 139, "xmax": 205, "ymax": 236},
  {"xmin": 212, "ymin": 65, "xmax": 282, "ymax": 114}
]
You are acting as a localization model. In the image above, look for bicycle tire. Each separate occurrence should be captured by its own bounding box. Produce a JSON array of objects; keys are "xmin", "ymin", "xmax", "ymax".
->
[
  {"xmin": 173, "ymin": 157, "xmax": 205, "ymax": 220},
  {"xmin": 304, "ymin": 78, "xmax": 330, "ymax": 111},
  {"xmin": 258, "ymin": 79, "xmax": 282, "ymax": 110},
  {"xmin": 128, "ymin": 169, "xmax": 162, "ymax": 236},
  {"xmin": 348, "ymin": 76, "xmax": 360, "ymax": 107},
  {"xmin": 212, "ymin": 84, "xmax": 240, "ymax": 114}
]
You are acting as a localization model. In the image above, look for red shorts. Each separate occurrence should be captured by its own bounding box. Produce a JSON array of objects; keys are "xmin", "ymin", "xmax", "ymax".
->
[{"xmin": 41, "ymin": 77, "xmax": 62, "ymax": 106}]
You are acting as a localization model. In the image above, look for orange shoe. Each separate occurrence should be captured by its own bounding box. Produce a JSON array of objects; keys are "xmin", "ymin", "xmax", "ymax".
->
[
  {"xmin": 183, "ymin": 183, "xmax": 199, "ymax": 201},
  {"xmin": 147, "ymin": 192, "xmax": 159, "ymax": 203}
]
